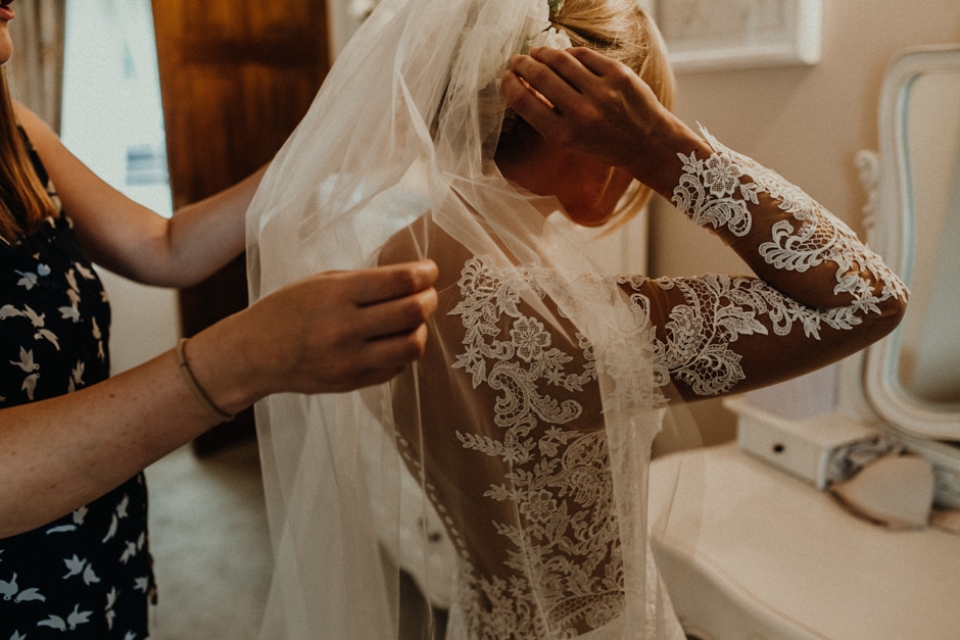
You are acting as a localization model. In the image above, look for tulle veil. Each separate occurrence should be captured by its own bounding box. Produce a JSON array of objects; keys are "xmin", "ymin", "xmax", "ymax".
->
[{"xmin": 245, "ymin": 0, "xmax": 701, "ymax": 637}]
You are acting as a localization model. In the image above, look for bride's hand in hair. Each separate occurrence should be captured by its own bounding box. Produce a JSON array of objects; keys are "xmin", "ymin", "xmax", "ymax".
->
[{"xmin": 501, "ymin": 46, "xmax": 705, "ymax": 195}]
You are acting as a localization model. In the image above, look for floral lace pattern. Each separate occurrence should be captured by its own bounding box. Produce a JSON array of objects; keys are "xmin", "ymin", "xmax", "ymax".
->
[
  {"xmin": 630, "ymin": 274, "xmax": 857, "ymax": 397},
  {"xmin": 441, "ymin": 250, "xmax": 892, "ymax": 635},
  {"xmin": 447, "ymin": 256, "xmax": 632, "ymax": 639},
  {"xmin": 441, "ymin": 245, "xmax": 885, "ymax": 637},
  {"xmin": 450, "ymin": 258, "xmax": 594, "ymax": 422},
  {"xmin": 672, "ymin": 129, "xmax": 909, "ymax": 313},
  {"xmin": 431, "ymin": 131, "xmax": 908, "ymax": 638}
]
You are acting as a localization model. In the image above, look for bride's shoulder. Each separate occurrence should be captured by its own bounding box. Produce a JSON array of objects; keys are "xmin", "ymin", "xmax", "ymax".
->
[
  {"xmin": 378, "ymin": 211, "xmax": 429, "ymax": 266},
  {"xmin": 378, "ymin": 212, "xmax": 471, "ymax": 292}
]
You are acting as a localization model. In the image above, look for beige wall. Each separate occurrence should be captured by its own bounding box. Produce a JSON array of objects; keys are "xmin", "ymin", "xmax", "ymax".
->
[{"xmin": 649, "ymin": 3, "xmax": 960, "ymax": 445}]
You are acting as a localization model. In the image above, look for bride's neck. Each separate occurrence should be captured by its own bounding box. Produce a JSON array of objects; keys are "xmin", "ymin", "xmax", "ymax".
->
[
  {"xmin": 494, "ymin": 126, "xmax": 567, "ymax": 206},
  {"xmin": 494, "ymin": 122, "xmax": 634, "ymax": 228}
]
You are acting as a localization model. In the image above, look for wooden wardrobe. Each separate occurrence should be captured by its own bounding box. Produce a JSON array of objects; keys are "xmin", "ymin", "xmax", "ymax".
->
[{"xmin": 151, "ymin": 0, "xmax": 331, "ymax": 455}]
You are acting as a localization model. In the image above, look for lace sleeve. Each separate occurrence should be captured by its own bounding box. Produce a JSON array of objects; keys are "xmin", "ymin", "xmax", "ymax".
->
[{"xmin": 629, "ymin": 129, "xmax": 909, "ymax": 401}]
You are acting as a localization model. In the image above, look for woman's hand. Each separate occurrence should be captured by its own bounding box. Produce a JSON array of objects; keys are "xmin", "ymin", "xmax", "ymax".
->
[
  {"xmin": 192, "ymin": 259, "xmax": 440, "ymax": 408},
  {"xmin": 501, "ymin": 47, "xmax": 707, "ymax": 195}
]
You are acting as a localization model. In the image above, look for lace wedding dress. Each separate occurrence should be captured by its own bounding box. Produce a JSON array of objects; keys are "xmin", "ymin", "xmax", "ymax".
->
[
  {"xmin": 375, "ymin": 130, "xmax": 906, "ymax": 640},
  {"xmin": 245, "ymin": 0, "xmax": 907, "ymax": 638}
]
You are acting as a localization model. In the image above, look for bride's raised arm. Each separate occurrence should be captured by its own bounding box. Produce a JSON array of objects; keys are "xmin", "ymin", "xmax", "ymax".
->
[{"xmin": 503, "ymin": 46, "xmax": 908, "ymax": 402}]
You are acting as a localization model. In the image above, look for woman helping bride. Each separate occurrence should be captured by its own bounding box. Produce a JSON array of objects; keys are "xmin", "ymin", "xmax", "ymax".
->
[{"xmin": 246, "ymin": 0, "xmax": 908, "ymax": 638}]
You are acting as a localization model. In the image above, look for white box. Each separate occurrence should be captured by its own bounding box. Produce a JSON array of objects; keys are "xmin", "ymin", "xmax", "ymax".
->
[{"xmin": 725, "ymin": 397, "xmax": 879, "ymax": 489}]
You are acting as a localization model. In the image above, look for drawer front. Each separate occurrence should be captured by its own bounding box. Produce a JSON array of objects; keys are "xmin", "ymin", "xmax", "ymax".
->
[{"xmin": 738, "ymin": 418, "xmax": 822, "ymax": 485}]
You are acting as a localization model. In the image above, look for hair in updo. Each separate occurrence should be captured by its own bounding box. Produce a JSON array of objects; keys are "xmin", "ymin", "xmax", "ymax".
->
[
  {"xmin": 503, "ymin": 0, "xmax": 675, "ymax": 224},
  {"xmin": 552, "ymin": 0, "xmax": 673, "ymax": 108}
]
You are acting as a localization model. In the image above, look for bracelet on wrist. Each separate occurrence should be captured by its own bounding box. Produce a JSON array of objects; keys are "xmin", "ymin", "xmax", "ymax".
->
[{"xmin": 175, "ymin": 338, "xmax": 235, "ymax": 423}]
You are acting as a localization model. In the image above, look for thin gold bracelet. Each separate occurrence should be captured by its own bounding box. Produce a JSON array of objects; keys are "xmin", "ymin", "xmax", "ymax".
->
[{"xmin": 175, "ymin": 338, "xmax": 235, "ymax": 423}]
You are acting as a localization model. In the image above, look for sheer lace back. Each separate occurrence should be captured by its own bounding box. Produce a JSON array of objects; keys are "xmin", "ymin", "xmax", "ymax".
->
[
  {"xmin": 382, "ymin": 218, "xmax": 674, "ymax": 639},
  {"xmin": 246, "ymin": 0, "xmax": 681, "ymax": 636}
]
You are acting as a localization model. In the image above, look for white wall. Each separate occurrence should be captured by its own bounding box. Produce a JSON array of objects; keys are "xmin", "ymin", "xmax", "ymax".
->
[{"xmin": 648, "ymin": 3, "xmax": 960, "ymax": 444}]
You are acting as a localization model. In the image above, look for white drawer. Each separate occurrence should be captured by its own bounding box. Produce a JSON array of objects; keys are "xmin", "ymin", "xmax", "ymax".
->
[{"xmin": 725, "ymin": 397, "xmax": 878, "ymax": 489}]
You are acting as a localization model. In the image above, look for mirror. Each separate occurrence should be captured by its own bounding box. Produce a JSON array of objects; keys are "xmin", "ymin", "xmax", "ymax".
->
[
  {"xmin": 864, "ymin": 46, "xmax": 960, "ymax": 442},
  {"xmin": 898, "ymin": 69, "xmax": 960, "ymax": 407}
]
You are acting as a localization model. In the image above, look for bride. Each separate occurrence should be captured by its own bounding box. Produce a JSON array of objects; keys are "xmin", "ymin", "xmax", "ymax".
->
[{"xmin": 246, "ymin": 0, "xmax": 907, "ymax": 638}]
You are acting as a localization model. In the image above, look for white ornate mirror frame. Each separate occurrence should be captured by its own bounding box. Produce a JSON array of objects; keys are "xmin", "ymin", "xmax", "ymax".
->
[{"xmin": 854, "ymin": 45, "xmax": 960, "ymax": 507}]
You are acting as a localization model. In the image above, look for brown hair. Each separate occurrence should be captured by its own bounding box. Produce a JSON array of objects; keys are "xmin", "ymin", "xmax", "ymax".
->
[{"xmin": 0, "ymin": 67, "xmax": 59, "ymax": 242}]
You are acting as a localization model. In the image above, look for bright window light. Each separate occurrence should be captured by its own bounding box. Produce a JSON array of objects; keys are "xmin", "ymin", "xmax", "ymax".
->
[{"xmin": 60, "ymin": 0, "xmax": 172, "ymax": 218}]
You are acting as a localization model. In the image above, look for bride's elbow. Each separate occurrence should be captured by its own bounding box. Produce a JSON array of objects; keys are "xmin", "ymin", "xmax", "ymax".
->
[{"xmin": 862, "ymin": 292, "xmax": 908, "ymax": 344}]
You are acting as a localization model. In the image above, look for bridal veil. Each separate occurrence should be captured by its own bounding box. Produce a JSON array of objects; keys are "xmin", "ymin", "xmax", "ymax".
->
[{"xmin": 246, "ymin": 0, "xmax": 701, "ymax": 637}]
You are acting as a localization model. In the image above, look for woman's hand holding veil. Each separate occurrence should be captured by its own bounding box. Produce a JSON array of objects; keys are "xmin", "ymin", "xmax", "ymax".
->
[
  {"xmin": 198, "ymin": 259, "xmax": 441, "ymax": 403},
  {"xmin": 502, "ymin": 46, "xmax": 712, "ymax": 195}
]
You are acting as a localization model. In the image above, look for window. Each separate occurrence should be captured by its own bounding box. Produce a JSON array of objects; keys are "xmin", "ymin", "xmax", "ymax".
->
[
  {"xmin": 61, "ymin": 0, "xmax": 172, "ymax": 217},
  {"xmin": 60, "ymin": 0, "xmax": 179, "ymax": 376}
]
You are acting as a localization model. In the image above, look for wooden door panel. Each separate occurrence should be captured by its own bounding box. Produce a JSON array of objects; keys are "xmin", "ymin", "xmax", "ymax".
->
[
  {"xmin": 152, "ymin": 0, "xmax": 329, "ymax": 455},
  {"xmin": 240, "ymin": 67, "xmax": 325, "ymax": 136}
]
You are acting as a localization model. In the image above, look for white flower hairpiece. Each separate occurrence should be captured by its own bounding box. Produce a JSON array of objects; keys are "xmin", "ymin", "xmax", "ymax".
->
[
  {"xmin": 524, "ymin": 25, "xmax": 572, "ymax": 54},
  {"xmin": 450, "ymin": 0, "xmax": 573, "ymax": 90},
  {"xmin": 521, "ymin": 0, "xmax": 572, "ymax": 52}
]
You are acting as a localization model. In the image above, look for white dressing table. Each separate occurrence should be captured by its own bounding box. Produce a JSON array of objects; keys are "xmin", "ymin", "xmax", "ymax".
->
[
  {"xmin": 649, "ymin": 439, "xmax": 960, "ymax": 640},
  {"xmin": 648, "ymin": 45, "xmax": 960, "ymax": 640}
]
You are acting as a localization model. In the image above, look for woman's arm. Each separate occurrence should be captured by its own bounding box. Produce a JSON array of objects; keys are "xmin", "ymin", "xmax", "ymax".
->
[
  {"xmin": 0, "ymin": 260, "xmax": 439, "ymax": 538},
  {"xmin": 14, "ymin": 103, "xmax": 258, "ymax": 288},
  {"xmin": 503, "ymin": 47, "xmax": 908, "ymax": 402}
]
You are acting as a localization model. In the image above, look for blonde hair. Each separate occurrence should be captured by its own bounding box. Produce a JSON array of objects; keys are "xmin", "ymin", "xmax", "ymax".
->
[
  {"xmin": 554, "ymin": 0, "xmax": 673, "ymax": 102},
  {"xmin": 0, "ymin": 68, "xmax": 59, "ymax": 242},
  {"xmin": 502, "ymin": 0, "xmax": 675, "ymax": 227}
]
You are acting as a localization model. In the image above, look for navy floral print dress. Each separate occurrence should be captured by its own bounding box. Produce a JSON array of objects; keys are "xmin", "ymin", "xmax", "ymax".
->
[{"xmin": 0, "ymin": 135, "xmax": 156, "ymax": 639}]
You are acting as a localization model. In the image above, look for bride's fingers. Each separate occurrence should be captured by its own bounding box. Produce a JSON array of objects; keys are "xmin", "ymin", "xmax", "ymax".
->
[
  {"xmin": 527, "ymin": 46, "xmax": 605, "ymax": 91},
  {"xmin": 501, "ymin": 69, "xmax": 566, "ymax": 136},
  {"xmin": 517, "ymin": 48, "xmax": 599, "ymax": 97},
  {"xmin": 564, "ymin": 47, "xmax": 625, "ymax": 78},
  {"xmin": 508, "ymin": 51, "xmax": 587, "ymax": 107}
]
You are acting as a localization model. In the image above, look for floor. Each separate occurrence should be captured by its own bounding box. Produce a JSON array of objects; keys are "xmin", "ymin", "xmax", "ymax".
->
[
  {"xmin": 144, "ymin": 441, "xmax": 445, "ymax": 640},
  {"xmin": 145, "ymin": 442, "xmax": 271, "ymax": 639}
]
